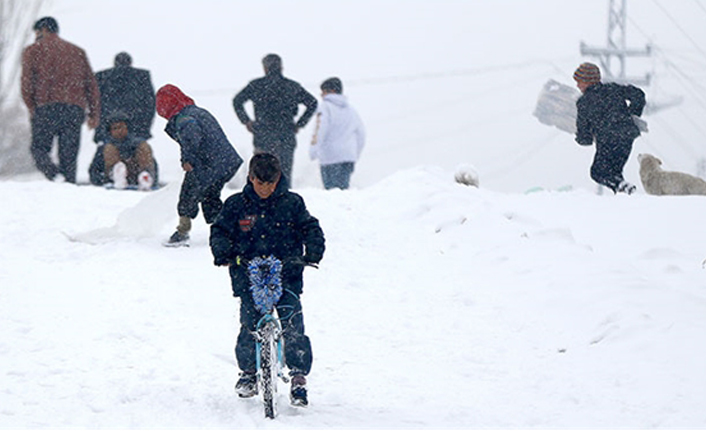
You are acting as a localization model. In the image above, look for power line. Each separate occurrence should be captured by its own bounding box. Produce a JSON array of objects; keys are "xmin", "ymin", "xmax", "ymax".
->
[
  {"xmin": 657, "ymin": 48, "xmax": 706, "ymax": 71},
  {"xmin": 484, "ymin": 131, "xmax": 563, "ymax": 182},
  {"xmin": 191, "ymin": 59, "xmax": 573, "ymax": 98},
  {"xmin": 625, "ymin": 5, "xmax": 706, "ymax": 109},
  {"xmin": 692, "ymin": 0, "xmax": 706, "ymax": 16},
  {"xmin": 650, "ymin": 115, "xmax": 702, "ymax": 159},
  {"xmin": 369, "ymin": 67, "xmax": 557, "ymax": 127},
  {"xmin": 675, "ymin": 104, "xmax": 706, "ymax": 141},
  {"xmin": 654, "ymin": 47, "xmax": 706, "ymax": 110},
  {"xmin": 650, "ymin": 0, "xmax": 706, "ymax": 62},
  {"xmin": 344, "ymin": 59, "xmax": 567, "ymax": 88}
]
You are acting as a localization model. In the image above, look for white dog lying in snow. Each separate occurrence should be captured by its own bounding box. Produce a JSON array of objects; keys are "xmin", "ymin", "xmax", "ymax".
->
[{"xmin": 638, "ymin": 153, "xmax": 706, "ymax": 196}]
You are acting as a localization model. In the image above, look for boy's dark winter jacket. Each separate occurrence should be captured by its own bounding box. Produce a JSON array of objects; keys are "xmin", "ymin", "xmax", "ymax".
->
[
  {"xmin": 575, "ymin": 82, "xmax": 646, "ymax": 146},
  {"xmin": 165, "ymin": 104, "xmax": 243, "ymax": 186},
  {"xmin": 210, "ymin": 180, "xmax": 325, "ymax": 297}
]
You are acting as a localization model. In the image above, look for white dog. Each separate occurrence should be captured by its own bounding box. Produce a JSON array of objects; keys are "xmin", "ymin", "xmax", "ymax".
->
[{"xmin": 638, "ymin": 153, "xmax": 706, "ymax": 196}]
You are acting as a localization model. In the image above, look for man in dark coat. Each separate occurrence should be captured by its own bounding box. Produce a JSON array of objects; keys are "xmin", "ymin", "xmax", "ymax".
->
[
  {"xmin": 21, "ymin": 16, "xmax": 100, "ymax": 183},
  {"xmin": 156, "ymin": 84, "xmax": 243, "ymax": 247},
  {"xmin": 210, "ymin": 153, "xmax": 325, "ymax": 407},
  {"xmin": 94, "ymin": 52, "xmax": 155, "ymax": 143},
  {"xmin": 574, "ymin": 62, "xmax": 646, "ymax": 194},
  {"xmin": 232, "ymin": 54, "xmax": 318, "ymax": 187}
]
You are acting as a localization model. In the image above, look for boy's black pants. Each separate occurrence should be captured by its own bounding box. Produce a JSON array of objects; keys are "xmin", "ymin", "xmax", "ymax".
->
[
  {"xmin": 590, "ymin": 137, "xmax": 633, "ymax": 192},
  {"xmin": 178, "ymin": 167, "xmax": 234, "ymax": 224},
  {"xmin": 235, "ymin": 288, "xmax": 312, "ymax": 376}
]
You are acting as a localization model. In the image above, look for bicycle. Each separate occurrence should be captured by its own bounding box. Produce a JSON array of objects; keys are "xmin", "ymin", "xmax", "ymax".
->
[{"xmin": 245, "ymin": 255, "xmax": 316, "ymax": 419}]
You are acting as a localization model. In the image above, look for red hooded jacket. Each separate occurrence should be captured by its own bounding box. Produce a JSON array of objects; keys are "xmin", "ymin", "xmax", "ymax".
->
[{"xmin": 156, "ymin": 84, "xmax": 195, "ymax": 119}]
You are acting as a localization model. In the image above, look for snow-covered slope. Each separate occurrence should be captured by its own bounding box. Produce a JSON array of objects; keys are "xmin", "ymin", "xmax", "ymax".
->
[{"xmin": 2, "ymin": 168, "xmax": 706, "ymax": 428}]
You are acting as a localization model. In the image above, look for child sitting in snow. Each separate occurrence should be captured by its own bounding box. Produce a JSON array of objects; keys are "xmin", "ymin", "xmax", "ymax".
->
[
  {"xmin": 88, "ymin": 112, "xmax": 158, "ymax": 190},
  {"xmin": 209, "ymin": 153, "xmax": 325, "ymax": 407}
]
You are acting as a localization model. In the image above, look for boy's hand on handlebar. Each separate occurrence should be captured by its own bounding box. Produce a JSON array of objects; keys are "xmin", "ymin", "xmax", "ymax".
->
[
  {"xmin": 217, "ymin": 255, "xmax": 319, "ymax": 269},
  {"xmin": 303, "ymin": 254, "xmax": 321, "ymax": 268},
  {"xmin": 284, "ymin": 256, "xmax": 319, "ymax": 269}
]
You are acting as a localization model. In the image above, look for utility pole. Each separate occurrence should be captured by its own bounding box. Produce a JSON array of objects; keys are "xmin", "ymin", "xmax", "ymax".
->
[{"xmin": 580, "ymin": 0, "xmax": 651, "ymax": 86}]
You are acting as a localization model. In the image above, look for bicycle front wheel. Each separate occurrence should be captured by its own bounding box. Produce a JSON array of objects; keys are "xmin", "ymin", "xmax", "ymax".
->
[{"xmin": 260, "ymin": 330, "xmax": 278, "ymax": 418}]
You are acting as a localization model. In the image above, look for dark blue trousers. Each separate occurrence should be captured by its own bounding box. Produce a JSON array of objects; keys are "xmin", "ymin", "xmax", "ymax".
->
[
  {"xmin": 178, "ymin": 166, "xmax": 235, "ymax": 224},
  {"xmin": 235, "ymin": 288, "xmax": 312, "ymax": 376},
  {"xmin": 321, "ymin": 162, "xmax": 355, "ymax": 190}
]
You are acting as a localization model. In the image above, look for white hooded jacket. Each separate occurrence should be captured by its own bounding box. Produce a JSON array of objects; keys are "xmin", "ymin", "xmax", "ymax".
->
[{"xmin": 310, "ymin": 93, "xmax": 365, "ymax": 165}]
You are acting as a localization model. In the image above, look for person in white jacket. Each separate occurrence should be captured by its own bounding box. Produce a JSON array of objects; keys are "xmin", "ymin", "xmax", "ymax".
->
[{"xmin": 310, "ymin": 77, "xmax": 365, "ymax": 190}]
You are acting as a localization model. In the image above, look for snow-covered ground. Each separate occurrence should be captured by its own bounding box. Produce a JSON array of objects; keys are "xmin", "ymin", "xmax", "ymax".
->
[
  {"xmin": 2, "ymin": 168, "xmax": 706, "ymax": 428},
  {"xmin": 3, "ymin": 1, "xmax": 706, "ymax": 428}
]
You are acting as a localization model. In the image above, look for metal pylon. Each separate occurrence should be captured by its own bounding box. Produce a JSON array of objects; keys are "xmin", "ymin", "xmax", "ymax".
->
[{"xmin": 580, "ymin": 0, "xmax": 651, "ymax": 85}]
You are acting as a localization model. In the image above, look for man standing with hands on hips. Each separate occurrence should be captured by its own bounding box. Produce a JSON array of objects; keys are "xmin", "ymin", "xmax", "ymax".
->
[{"xmin": 232, "ymin": 54, "xmax": 318, "ymax": 188}]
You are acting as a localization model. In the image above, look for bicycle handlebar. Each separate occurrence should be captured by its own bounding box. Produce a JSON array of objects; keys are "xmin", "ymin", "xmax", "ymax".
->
[{"xmin": 229, "ymin": 256, "xmax": 318, "ymax": 269}]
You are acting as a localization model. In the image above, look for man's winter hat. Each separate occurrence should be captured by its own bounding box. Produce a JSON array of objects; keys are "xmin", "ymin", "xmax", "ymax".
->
[
  {"xmin": 573, "ymin": 62, "xmax": 601, "ymax": 84},
  {"xmin": 155, "ymin": 84, "xmax": 195, "ymax": 119},
  {"xmin": 106, "ymin": 111, "xmax": 131, "ymax": 126},
  {"xmin": 114, "ymin": 52, "xmax": 132, "ymax": 67},
  {"xmin": 34, "ymin": 17, "xmax": 59, "ymax": 33}
]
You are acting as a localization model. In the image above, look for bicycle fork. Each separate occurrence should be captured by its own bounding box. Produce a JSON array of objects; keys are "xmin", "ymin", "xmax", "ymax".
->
[{"xmin": 255, "ymin": 314, "xmax": 289, "ymax": 384}]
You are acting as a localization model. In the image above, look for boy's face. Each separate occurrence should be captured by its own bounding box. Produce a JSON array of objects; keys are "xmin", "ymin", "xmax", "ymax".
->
[
  {"xmin": 250, "ymin": 174, "xmax": 280, "ymax": 199},
  {"xmin": 576, "ymin": 80, "xmax": 592, "ymax": 94},
  {"xmin": 109, "ymin": 121, "xmax": 129, "ymax": 140}
]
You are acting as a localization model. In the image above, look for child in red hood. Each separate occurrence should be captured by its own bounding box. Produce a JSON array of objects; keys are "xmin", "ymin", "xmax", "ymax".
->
[{"xmin": 156, "ymin": 84, "xmax": 243, "ymax": 247}]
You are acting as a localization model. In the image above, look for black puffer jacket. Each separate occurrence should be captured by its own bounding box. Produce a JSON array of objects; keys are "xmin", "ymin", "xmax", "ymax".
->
[
  {"xmin": 210, "ymin": 179, "xmax": 325, "ymax": 296},
  {"xmin": 575, "ymin": 82, "xmax": 645, "ymax": 146}
]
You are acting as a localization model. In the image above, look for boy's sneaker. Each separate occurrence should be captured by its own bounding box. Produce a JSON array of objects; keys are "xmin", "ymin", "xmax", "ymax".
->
[
  {"xmin": 617, "ymin": 180, "xmax": 636, "ymax": 195},
  {"xmin": 164, "ymin": 231, "xmax": 190, "ymax": 247},
  {"xmin": 289, "ymin": 374, "xmax": 308, "ymax": 407},
  {"xmin": 111, "ymin": 162, "xmax": 128, "ymax": 190},
  {"xmin": 137, "ymin": 171, "xmax": 154, "ymax": 191},
  {"xmin": 235, "ymin": 372, "xmax": 258, "ymax": 398}
]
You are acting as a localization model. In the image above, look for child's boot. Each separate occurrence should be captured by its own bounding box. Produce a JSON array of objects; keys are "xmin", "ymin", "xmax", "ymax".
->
[
  {"xmin": 111, "ymin": 162, "xmax": 128, "ymax": 190},
  {"xmin": 164, "ymin": 216, "xmax": 191, "ymax": 247},
  {"xmin": 137, "ymin": 171, "xmax": 154, "ymax": 191},
  {"xmin": 235, "ymin": 371, "xmax": 258, "ymax": 398},
  {"xmin": 289, "ymin": 374, "xmax": 308, "ymax": 407},
  {"xmin": 617, "ymin": 180, "xmax": 636, "ymax": 195}
]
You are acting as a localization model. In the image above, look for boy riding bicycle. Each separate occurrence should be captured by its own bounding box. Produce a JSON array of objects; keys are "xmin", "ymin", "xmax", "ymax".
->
[{"xmin": 210, "ymin": 153, "xmax": 325, "ymax": 407}]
